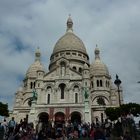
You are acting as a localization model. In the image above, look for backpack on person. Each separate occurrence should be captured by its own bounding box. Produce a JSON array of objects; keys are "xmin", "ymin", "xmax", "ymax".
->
[{"xmin": 9, "ymin": 120, "xmax": 16, "ymax": 128}]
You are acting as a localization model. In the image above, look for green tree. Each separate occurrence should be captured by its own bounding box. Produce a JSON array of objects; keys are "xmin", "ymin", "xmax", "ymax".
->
[
  {"xmin": 0, "ymin": 102, "xmax": 9, "ymax": 116},
  {"xmin": 105, "ymin": 107, "xmax": 121, "ymax": 121},
  {"xmin": 105, "ymin": 103, "xmax": 140, "ymax": 121},
  {"xmin": 120, "ymin": 103, "xmax": 140, "ymax": 117}
]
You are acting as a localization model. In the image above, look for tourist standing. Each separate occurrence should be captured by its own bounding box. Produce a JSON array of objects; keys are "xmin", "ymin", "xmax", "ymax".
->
[
  {"xmin": 2, "ymin": 119, "xmax": 8, "ymax": 139},
  {"xmin": 8, "ymin": 117, "xmax": 16, "ymax": 136},
  {"xmin": 123, "ymin": 131, "xmax": 132, "ymax": 140},
  {"xmin": 89, "ymin": 127, "xmax": 95, "ymax": 140},
  {"xmin": 94, "ymin": 127, "xmax": 106, "ymax": 140},
  {"xmin": 0, "ymin": 122, "xmax": 4, "ymax": 140}
]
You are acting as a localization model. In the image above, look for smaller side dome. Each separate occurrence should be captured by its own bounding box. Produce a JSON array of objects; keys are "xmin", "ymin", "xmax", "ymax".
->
[
  {"xmin": 17, "ymin": 86, "xmax": 23, "ymax": 92},
  {"xmin": 90, "ymin": 46, "xmax": 109, "ymax": 76},
  {"xmin": 26, "ymin": 48, "xmax": 45, "ymax": 78}
]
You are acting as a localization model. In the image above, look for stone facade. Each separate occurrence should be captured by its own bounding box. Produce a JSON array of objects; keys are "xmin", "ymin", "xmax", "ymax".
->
[{"xmin": 12, "ymin": 16, "xmax": 123, "ymax": 125}]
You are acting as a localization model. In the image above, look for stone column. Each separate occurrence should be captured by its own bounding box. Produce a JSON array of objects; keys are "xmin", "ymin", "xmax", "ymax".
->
[
  {"xmin": 49, "ymin": 107, "xmax": 54, "ymax": 126},
  {"xmin": 65, "ymin": 107, "xmax": 70, "ymax": 124},
  {"xmin": 83, "ymin": 87, "xmax": 91, "ymax": 123},
  {"xmin": 84, "ymin": 98, "xmax": 91, "ymax": 123},
  {"xmin": 28, "ymin": 100, "xmax": 37, "ymax": 126}
]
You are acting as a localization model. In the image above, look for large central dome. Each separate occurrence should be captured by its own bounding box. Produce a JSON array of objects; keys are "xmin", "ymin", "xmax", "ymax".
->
[
  {"xmin": 52, "ymin": 16, "xmax": 87, "ymax": 55},
  {"xmin": 53, "ymin": 32, "xmax": 87, "ymax": 54},
  {"xmin": 49, "ymin": 16, "xmax": 89, "ymax": 71}
]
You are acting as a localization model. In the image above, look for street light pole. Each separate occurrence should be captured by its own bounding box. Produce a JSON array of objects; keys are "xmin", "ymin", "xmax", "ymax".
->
[{"xmin": 114, "ymin": 74, "xmax": 122, "ymax": 106}]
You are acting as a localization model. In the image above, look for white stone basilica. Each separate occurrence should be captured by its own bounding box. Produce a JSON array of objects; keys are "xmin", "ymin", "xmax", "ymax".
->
[{"xmin": 12, "ymin": 16, "xmax": 123, "ymax": 125}]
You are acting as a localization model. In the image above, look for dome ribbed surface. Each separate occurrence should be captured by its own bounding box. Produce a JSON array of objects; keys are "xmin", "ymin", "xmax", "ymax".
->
[
  {"xmin": 90, "ymin": 59, "xmax": 109, "ymax": 76},
  {"xmin": 26, "ymin": 61, "xmax": 44, "ymax": 78},
  {"xmin": 53, "ymin": 32, "xmax": 87, "ymax": 54}
]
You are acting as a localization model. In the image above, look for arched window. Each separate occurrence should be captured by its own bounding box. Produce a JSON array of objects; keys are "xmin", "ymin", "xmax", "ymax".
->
[
  {"xmin": 30, "ymin": 82, "xmax": 33, "ymax": 89},
  {"xmin": 100, "ymin": 80, "xmax": 102, "ymax": 87},
  {"xmin": 74, "ymin": 85, "xmax": 79, "ymax": 92},
  {"xmin": 97, "ymin": 80, "xmax": 99, "ymax": 87},
  {"xmin": 47, "ymin": 86, "xmax": 52, "ymax": 94},
  {"xmin": 47, "ymin": 86, "xmax": 51, "ymax": 90},
  {"xmin": 47, "ymin": 94, "xmax": 50, "ymax": 104},
  {"xmin": 96, "ymin": 118, "xmax": 98, "ymax": 124},
  {"xmin": 73, "ymin": 66, "xmax": 76, "ymax": 71},
  {"xmin": 79, "ymin": 68, "xmax": 82, "ymax": 73},
  {"xmin": 91, "ymin": 81, "xmax": 94, "ymax": 88},
  {"xmin": 59, "ymin": 83, "xmax": 66, "ymax": 99},
  {"xmin": 101, "ymin": 113, "xmax": 104, "ymax": 123},
  {"xmin": 74, "ymin": 85, "xmax": 79, "ymax": 88},
  {"xmin": 75, "ymin": 93, "xmax": 78, "ymax": 103}
]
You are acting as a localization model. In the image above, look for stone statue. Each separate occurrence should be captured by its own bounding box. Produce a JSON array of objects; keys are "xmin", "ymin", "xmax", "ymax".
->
[
  {"xmin": 28, "ymin": 89, "xmax": 38, "ymax": 106},
  {"xmin": 84, "ymin": 88, "xmax": 89, "ymax": 99},
  {"xmin": 32, "ymin": 89, "xmax": 38, "ymax": 101}
]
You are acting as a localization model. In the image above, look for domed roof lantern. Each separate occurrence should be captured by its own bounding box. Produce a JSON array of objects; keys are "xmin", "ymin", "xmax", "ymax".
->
[
  {"xmin": 35, "ymin": 47, "xmax": 41, "ymax": 61},
  {"xmin": 95, "ymin": 44, "xmax": 100, "ymax": 60},
  {"xmin": 66, "ymin": 14, "xmax": 73, "ymax": 32}
]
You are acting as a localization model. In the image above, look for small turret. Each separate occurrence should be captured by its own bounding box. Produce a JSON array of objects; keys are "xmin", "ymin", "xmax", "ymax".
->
[
  {"xmin": 35, "ymin": 47, "xmax": 41, "ymax": 61},
  {"xmin": 90, "ymin": 45, "xmax": 109, "ymax": 76},
  {"xmin": 26, "ymin": 47, "xmax": 45, "ymax": 78},
  {"xmin": 94, "ymin": 44, "xmax": 100, "ymax": 60}
]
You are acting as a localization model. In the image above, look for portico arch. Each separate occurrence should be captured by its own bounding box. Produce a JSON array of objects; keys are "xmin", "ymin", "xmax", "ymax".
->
[
  {"xmin": 54, "ymin": 112, "xmax": 65, "ymax": 127},
  {"xmin": 71, "ymin": 111, "xmax": 81, "ymax": 124},
  {"xmin": 38, "ymin": 112, "xmax": 49, "ymax": 123}
]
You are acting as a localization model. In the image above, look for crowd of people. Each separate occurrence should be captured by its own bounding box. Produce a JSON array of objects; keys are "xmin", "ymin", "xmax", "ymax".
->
[{"xmin": 0, "ymin": 116, "xmax": 138, "ymax": 140}]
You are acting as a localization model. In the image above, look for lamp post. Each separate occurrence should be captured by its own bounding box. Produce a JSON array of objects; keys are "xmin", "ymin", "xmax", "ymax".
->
[{"xmin": 114, "ymin": 74, "xmax": 122, "ymax": 106}]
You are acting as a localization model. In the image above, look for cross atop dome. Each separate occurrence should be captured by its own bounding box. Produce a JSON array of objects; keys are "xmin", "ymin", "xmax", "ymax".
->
[
  {"xmin": 66, "ymin": 14, "xmax": 73, "ymax": 32},
  {"xmin": 94, "ymin": 44, "xmax": 100, "ymax": 60},
  {"xmin": 35, "ymin": 47, "xmax": 41, "ymax": 61}
]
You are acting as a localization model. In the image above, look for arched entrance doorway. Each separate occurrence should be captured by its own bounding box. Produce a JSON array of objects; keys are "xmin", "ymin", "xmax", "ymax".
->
[
  {"xmin": 38, "ymin": 112, "xmax": 49, "ymax": 123},
  {"xmin": 37, "ymin": 112, "xmax": 49, "ymax": 132},
  {"xmin": 55, "ymin": 112, "xmax": 65, "ymax": 127},
  {"xmin": 71, "ymin": 111, "xmax": 81, "ymax": 124}
]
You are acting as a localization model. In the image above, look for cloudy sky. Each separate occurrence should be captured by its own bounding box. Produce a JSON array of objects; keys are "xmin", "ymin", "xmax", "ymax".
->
[{"xmin": 0, "ymin": 0, "xmax": 140, "ymax": 110}]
